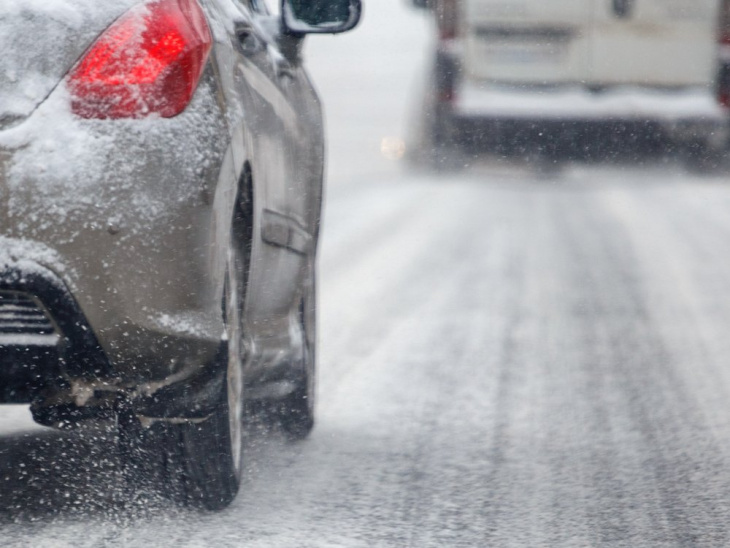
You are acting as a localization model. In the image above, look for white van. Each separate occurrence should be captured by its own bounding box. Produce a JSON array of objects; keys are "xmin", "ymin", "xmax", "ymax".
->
[{"xmin": 420, "ymin": 0, "xmax": 730, "ymax": 164}]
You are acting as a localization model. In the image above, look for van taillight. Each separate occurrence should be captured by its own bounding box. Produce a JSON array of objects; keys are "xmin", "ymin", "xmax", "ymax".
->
[
  {"xmin": 721, "ymin": 0, "xmax": 730, "ymax": 44},
  {"xmin": 437, "ymin": 0, "xmax": 459, "ymax": 41},
  {"xmin": 68, "ymin": 0, "xmax": 212, "ymax": 119},
  {"xmin": 719, "ymin": 0, "xmax": 730, "ymax": 107}
]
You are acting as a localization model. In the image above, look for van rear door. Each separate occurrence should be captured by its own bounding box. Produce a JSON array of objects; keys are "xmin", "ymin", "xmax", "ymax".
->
[
  {"xmin": 589, "ymin": 0, "xmax": 719, "ymax": 86},
  {"xmin": 462, "ymin": 0, "xmax": 593, "ymax": 84}
]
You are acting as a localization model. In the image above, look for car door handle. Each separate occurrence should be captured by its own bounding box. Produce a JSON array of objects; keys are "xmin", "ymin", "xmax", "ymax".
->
[
  {"xmin": 276, "ymin": 59, "xmax": 296, "ymax": 81},
  {"xmin": 234, "ymin": 21, "xmax": 265, "ymax": 56}
]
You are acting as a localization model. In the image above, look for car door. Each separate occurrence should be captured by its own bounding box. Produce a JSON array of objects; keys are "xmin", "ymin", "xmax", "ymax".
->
[
  {"xmin": 250, "ymin": 0, "xmax": 324, "ymax": 271},
  {"xmin": 228, "ymin": 0, "xmax": 320, "ymax": 338},
  {"xmin": 589, "ymin": 0, "xmax": 719, "ymax": 86},
  {"xmin": 462, "ymin": 0, "xmax": 593, "ymax": 84}
]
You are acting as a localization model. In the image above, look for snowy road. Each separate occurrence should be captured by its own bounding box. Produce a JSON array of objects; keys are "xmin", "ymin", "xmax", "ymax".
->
[
  {"xmin": 8, "ymin": 164, "xmax": 730, "ymax": 547},
  {"xmin": 6, "ymin": 2, "xmax": 730, "ymax": 547}
]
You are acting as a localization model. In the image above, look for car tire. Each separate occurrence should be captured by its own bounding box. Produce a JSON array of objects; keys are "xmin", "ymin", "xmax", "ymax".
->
[
  {"xmin": 271, "ymin": 262, "xmax": 316, "ymax": 441},
  {"xmin": 118, "ymin": 247, "xmax": 246, "ymax": 510}
]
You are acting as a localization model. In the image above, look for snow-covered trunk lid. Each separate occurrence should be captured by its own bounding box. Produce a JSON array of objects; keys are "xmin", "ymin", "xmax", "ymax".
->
[
  {"xmin": 0, "ymin": 0, "xmax": 137, "ymax": 129},
  {"xmin": 462, "ymin": 0, "xmax": 593, "ymax": 84},
  {"xmin": 589, "ymin": 0, "xmax": 719, "ymax": 86}
]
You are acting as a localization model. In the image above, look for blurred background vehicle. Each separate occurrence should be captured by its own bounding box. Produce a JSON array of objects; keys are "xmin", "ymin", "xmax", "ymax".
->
[{"xmin": 414, "ymin": 0, "xmax": 730, "ymax": 169}]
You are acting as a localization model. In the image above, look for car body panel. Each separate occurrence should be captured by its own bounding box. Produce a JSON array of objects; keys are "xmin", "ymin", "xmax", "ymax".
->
[
  {"xmin": 1, "ymin": 68, "xmax": 229, "ymax": 368},
  {"xmin": 0, "ymin": 0, "xmax": 326, "ymax": 419}
]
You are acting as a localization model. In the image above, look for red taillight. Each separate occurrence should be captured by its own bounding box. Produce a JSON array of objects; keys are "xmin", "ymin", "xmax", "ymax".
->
[
  {"xmin": 719, "ymin": 0, "xmax": 730, "ymax": 107},
  {"xmin": 68, "ymin": 0, "xmax": 212, "ymax": 119},
  {"xmin": 721, "ymin": 0, "xmax": 730, "ymax": 45},
  {"xmin": 719, "ymin": 91, "xmax": 730, "ymax": 109},
  {"xmin": 437, "ymin": 0, "xmax": 459, "ymax": 41}
]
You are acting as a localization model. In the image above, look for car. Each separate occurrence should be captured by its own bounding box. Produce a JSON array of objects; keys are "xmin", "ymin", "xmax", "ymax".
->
[
  {"xmin": 414, "ymin": 0, "xmax": 729, "ymax": 167},
  {"xmin": 0, "ymin": 0, "xmax": 360, "ymax": 510}
]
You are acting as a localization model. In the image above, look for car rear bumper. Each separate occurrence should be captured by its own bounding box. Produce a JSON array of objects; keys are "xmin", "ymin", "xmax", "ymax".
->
[
  {"xmin": 0, "ymin": 259, "xmax": 110, "ymax": 400},
  {"xmin": 0, "ymin": 256, "xmax": 226, "ymax": 420}
]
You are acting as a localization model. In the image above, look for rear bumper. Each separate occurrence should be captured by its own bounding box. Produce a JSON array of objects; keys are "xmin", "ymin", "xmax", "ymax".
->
[
  {"xmin": 0, "ymin": 260, "xmax": 111, "ymax": 403},
  {"xmin": 452, "ymin": 83, "xmax": 728, "ymax": 136},
  {"xmin": 0, "ymin": 253, "xmax": 227, "ymax": 421},
  {"xmin": 0, "ymin": 259, "xmax": 227, "ymax": 424}
]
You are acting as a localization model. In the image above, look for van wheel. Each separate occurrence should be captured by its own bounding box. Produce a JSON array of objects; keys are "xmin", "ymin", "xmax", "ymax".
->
[
  {"xmin": 683, "ymin": 139, "xmax": 726, "ymax": 174},
  {"xmin": 431, "ymin": 103, "xmax": 455, "ymax": 149}
]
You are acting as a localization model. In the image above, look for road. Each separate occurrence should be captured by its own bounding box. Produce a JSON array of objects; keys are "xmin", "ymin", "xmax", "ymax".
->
[{"xmin": 5, "ymin": 2, "xmax": 730, "ymax": 547}]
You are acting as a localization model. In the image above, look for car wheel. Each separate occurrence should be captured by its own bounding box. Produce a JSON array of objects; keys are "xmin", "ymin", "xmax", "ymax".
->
[
  {"xmin": 118, "ymin": 246, "xmax": 245, "ymax": 510},
  {"xmin": 273, "ymin": 261, "xmax": 316, "ymax": 440},
  {"xmin": 176, "ymin": 246, "xmax": 245, "ymax": 509}
]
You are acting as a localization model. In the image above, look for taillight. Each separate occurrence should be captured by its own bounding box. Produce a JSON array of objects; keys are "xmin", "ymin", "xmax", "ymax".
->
[
  {"xmin": 437, "ymin": 0, "xmax": 459, "ymax": 41},
  {"xmin": 68, "ymin": 0, "xmax": 212, "ymax": 119},
  {"xmin": 719, "ymin": 0, "xmax": 730, "ymax": 107},
  {"xmin": 721, "ymin": 0, "xmax": 730, "ymax": 45}
]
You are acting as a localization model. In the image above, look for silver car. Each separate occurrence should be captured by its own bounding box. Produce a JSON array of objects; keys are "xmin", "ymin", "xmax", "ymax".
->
[{"xmin": 0, "ymin": 0, "xmax": 360, "ymax": 509}]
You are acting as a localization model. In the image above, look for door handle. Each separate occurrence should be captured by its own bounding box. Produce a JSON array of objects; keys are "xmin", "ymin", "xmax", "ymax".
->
[{"xmin": 276, "ymin": 59, "xmax": 296, "ymax": 81}]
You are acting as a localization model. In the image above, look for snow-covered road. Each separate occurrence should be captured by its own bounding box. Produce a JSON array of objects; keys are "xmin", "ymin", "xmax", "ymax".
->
[
  {"xmin": 5, "ymin": 1, "xmax": 730, "ymax": 546},
  {"xmin": 8, "ymin": 163, "xmax": 730, "ymax": 547}
]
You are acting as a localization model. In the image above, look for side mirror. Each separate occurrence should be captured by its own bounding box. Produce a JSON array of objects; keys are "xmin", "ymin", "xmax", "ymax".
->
[{"xmin": 281, "ymin": 0, "xmax": 362, "ymax": 34}]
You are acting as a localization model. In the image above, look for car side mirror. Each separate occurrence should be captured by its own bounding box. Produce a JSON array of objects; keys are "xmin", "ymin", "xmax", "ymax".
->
[{"xmin": 281, "ymin": 0, "xmax": 362, "ymax": 34}]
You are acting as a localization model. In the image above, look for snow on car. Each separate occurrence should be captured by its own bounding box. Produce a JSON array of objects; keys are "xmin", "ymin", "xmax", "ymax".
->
[{"xmin": 0, "ymin": 0, "xmax": 360, "ymax": 510}]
